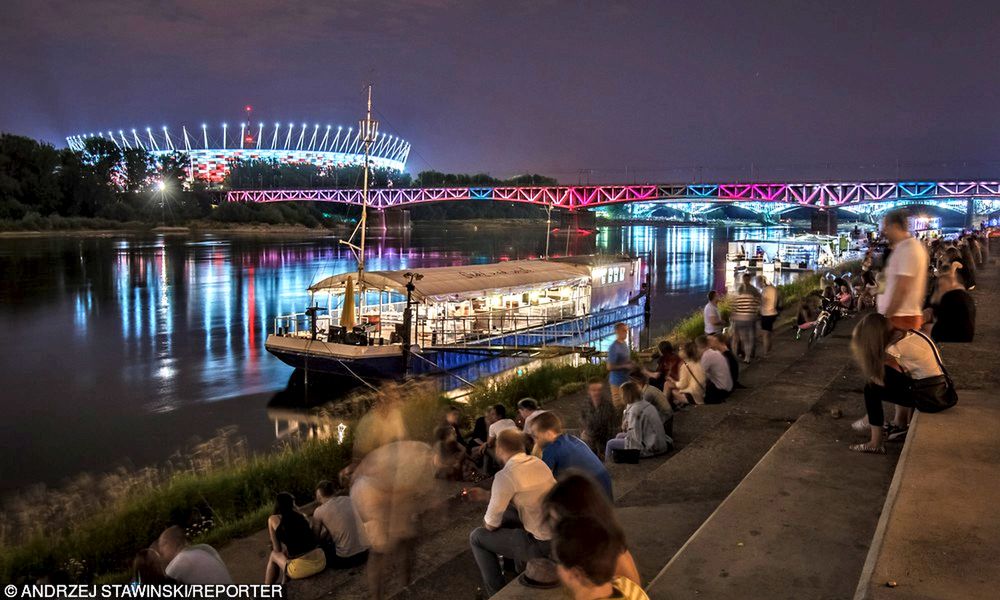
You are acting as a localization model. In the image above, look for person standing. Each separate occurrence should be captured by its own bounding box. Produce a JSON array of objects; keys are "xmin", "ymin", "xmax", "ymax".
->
[
  {"xmin": 606, "ymin": 323, "xmax": 633, "ymax": 409},
  {"xmin": 468, "ymin": 429, "xmax": 556, "ymax": 597},
  {"xmin": 757, "ymin": 276, "xmax": 779, "ymax": 356},
  {"xmin": 877, "ymin": 209, "xmax": 929, "ymax": 330},
  {"xmin": 730, "ymin": 281, "xmax": 761, "ymax": 364},
  {"xmin": 703, "ymin": 291, "xmax": 723, "ymax": 335}
]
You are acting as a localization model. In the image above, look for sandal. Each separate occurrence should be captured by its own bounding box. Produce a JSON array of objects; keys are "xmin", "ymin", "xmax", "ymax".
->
[{"xmin": 849, "ymin": 442, "xmax": 886, "ymax": 454}]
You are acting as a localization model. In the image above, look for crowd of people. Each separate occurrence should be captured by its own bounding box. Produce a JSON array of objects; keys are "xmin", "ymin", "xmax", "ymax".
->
[{"xmin": 125, "ymin": 211, "xmax": 991, "ymax": 598}]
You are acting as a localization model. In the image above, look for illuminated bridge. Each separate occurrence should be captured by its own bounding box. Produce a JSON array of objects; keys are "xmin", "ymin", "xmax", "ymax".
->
[{"xmin": 226, "ymin": 180, "xmax": 1000, "ymax": 220}]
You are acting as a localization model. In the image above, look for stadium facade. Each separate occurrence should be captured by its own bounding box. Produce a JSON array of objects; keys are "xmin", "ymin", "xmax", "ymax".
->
[{"xmin": 66, "ymin": 122, "xmax": 410, "ymax": 182}]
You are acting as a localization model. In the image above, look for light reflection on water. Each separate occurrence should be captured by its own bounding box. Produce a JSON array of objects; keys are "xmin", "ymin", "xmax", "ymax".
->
[{"xmin": 0, "ymin": 223, "xmax": 791, "ymax": 491}]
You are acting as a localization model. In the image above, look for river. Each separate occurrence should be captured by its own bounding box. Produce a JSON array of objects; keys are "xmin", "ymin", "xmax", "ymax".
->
[{"xmin": 0, "ymin": 222, "xmax": 793, "ymax": 493}]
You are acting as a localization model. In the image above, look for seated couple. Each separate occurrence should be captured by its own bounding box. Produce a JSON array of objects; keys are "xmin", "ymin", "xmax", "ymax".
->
[{"xmin": 264, "ymin": 482, "xmax": 371, "ymax": 584}]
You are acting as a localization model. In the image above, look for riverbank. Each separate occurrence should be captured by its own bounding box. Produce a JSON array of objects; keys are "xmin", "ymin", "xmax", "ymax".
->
[
  {"xmin": 0, "ymin": 252, "xmax": 851, "ymax": 584},
  {"xmin": 0, "ymin": 220, "xmax": 350, "ymax": 237}
]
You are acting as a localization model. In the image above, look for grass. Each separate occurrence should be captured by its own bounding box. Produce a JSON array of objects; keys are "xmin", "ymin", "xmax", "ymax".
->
[{"xmin": 0, "ymin": 435, "xmax": 351, "ymax": 584}]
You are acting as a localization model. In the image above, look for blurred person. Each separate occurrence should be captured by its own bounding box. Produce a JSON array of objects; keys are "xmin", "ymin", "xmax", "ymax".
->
[
  {"xmin": 669, "ymin": 341, "xmax": 706, "ymax": 406},
  {"xmin": 730, "ymin": 281, "xmax": 761, "ymax": 363},
  {"xmin": 473, "ymin": 404, "xmax": 518, "ymax": 471},
  {"xmin": 877, "ymin": 209, "xmax": 929, "ymax": 330},
  {"xmin": 312, "ymin": 480, "xmax": 370, "ymax": 569},
  {"xmin": 443, "ymin": 406, "xmax": 468, "ymax": 449},
  {"xmin": 353, "ymin": 387, "xmax": 408, "ymax": 459},
  {"xmin": 543, "ymin": 473, "xmax": 640, "ymax": 585},
  {"xmin": 553, "ymin": 517, "xmax": 650, "ymax": 600},
  {"xmin": 467, "ymin": 429, "xmax": 556, "ymax": 597},
  {"xmin": 351, "ymin": 440, "xmax": 436, "ymax": 599},
  {"xmin": 703, "ymin": 290, "xmax": 723, "ymax": 335},
  {"xmin": 696, "ymin": 336, "xmax": 733, "ymax": 404},
  {"xmin": 531, "ymin": 412, "xmax": 613, "ymax": 499},
  {"xmin": 580, "ymin": 378, "xmax": 618, "ymax": 460},
  {"xmin": 604, "ymin": 382, "xmax": 671, "ymax": 459},
  {"xmin": 517, "ymin": 397, "xmax": 548, "ymax": 455},
  {"xmin": 433, "ymin": 425, "xmax": 480, "ymax": 481},
  {"xmin": 156, "ymin": 525, "xmax": 232, "ymax": 585},
  {"xmin": 606, "ymin": 323, "xmax": 634, "ymax": 409},
  {"xmin": 264, "ymin": 492, "xmax": 325, "ymax": 584},
  {"xmin": 132, "ymin": 548, "xmax": 174, "ymax": 585},
  {"xmin": 757, "ymin": 276, "xmax": 780, "ymax": 355}
]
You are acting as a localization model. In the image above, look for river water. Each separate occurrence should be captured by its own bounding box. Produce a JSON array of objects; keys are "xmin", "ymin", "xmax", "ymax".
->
[{"xmin": 0, "ymin": 223, "xmax": 792, "ymax": 493}]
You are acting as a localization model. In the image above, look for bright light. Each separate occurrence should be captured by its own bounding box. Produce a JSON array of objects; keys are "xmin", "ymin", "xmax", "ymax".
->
[
  {"xmin": 156, "ymin": 180, "xmax": 166, "ymax": 191},
  {"xmin": 201, "ymin": 123, "xmax": 207, "ymax": 129}
]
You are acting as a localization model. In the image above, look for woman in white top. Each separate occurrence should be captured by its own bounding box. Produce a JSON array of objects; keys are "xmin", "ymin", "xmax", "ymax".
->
[
  {"xmin": 669, "ymin": 342, "xmax": 706, "ymax": 406},
  {"xmin": 849, "ymin": 312, "xmax": 945, "ymax": 454}
]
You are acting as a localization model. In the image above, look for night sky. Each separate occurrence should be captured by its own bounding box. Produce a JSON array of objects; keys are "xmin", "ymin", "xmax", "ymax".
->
[{"xmin": 3, "ymin": 0, "xmax": 999, "ymax": 182}]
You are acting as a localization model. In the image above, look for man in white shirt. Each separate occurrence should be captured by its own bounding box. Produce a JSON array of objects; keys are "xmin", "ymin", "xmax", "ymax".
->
[
  {"xmin": 704, "ymin": 291, "xmax": 723, "ymax": 335},
  {"xmin": 877, "ymin": 209, "xmax": 929, "ymax": 330},
  {"xmin": 157, "ymin": 526, "xmax": 233, "ymax": 584},
  {"xmin": 696, "ymin": 336, "xmax": 732, "ymax": 404},
  {"xmin": 312, "ymin": 480, "xmax": 370, "ymax": 568},
  {"xmin": 468, "ymin": 429, "xmax": 556, "ymax": 597}
]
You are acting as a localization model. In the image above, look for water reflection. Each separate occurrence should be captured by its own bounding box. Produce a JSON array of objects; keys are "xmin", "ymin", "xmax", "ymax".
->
[{"xmin": 0, "ymin": 223, "xmax": 790, "ymax": 491}]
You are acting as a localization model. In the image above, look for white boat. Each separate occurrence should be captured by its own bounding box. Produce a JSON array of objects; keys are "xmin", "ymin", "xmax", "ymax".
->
[{"xmin": 265, "ymin": 255, "xmax": 645, "ymax": 378}]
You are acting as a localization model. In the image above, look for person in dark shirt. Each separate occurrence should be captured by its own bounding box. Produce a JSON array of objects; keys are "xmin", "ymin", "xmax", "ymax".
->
[
  {"xmin": 443, "ymin": 406, "xmax": 468, "ymax": 449},
  {"xmin": 265, "ymin": 492, "xmax": 325, "ymax": 584},
  {"xmin": 580, "ymin": 378, "xmax": 619, "ymax": 461},
  {"xmin": 647, "ymin": 341, "xmax": 681, "ymax": 392},
  {"xmin": 926, "ymin": 262, "xmax": 976, "ymax": 343}
]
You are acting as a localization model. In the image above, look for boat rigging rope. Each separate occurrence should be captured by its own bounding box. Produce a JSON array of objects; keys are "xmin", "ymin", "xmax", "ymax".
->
[{"xmin": 408, "ymin": 351, "xmax": 477, "ymax": 388}]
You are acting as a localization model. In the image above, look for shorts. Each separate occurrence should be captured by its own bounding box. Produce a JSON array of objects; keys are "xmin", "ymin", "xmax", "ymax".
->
[
  {"xmin": 286, "ymin": 547, "xmax": 326, "ymax": 579},
  {"xmin": 760, "ymin": 315, "xmax": 777, "ymax": 332},
  {"xmin": 889, "ymin": 315, "xmax": 923, "ymax": 331}
]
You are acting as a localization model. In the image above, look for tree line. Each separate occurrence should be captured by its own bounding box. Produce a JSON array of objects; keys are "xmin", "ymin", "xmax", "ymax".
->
[{"xmin": 0, "ymin": 132, "xmax": 559, "ymax": 229}]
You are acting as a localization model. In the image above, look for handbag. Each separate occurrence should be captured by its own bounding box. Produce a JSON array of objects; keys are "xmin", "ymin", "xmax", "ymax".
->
[
  {"xmin": 903, "ymin": 330, "xmax": 958, "ymax": 413},
  {"xmin": 611, "ymin": 448, "xmax": 640, "ymax": 464}
]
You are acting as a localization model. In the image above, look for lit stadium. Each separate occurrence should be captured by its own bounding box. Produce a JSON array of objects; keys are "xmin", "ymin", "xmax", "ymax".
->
[{"xmin": 65, "ymin": 116, "xmax": 411, "ymax": 182}]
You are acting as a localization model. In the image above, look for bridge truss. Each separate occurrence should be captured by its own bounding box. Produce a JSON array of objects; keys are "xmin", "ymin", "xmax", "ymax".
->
[{"xmin": 226, "ymin": 180, "xmax": 1000, "ymax": 213}]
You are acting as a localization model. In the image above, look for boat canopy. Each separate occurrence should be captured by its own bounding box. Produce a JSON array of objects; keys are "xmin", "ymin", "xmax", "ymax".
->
[{"xmin": 309, "ymin": 259, "xmax": 593, "ymax": 302}]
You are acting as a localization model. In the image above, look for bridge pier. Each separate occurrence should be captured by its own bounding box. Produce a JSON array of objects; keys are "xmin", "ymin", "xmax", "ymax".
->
[
  {"xmin": 810, "ymin": 208, "xmax": 838, "ymax": 235},
  {"xmin": 558, "ymin": 211, "xmax": 596, "ymax": 231},
  {"xmin": 966, "ymin": 198, "xmax": 975, "ymax": 229},
  {"xmin": 370, "ymin": 209, "xmax": 411, "ymax": 231}
]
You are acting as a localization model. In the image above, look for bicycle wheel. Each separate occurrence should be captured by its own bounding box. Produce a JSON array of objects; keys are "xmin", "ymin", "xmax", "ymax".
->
[{"xmin": 808, "ymin": 320, "xmax": 823, "ymax": 347}]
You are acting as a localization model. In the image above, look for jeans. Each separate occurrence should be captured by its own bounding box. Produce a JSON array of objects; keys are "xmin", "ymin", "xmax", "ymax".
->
[
  {"xmin": 864, "ymin": 366, "xmax": 914, "ymax": 427},
  {"xmin": 469, "ymin": 527, "xmax": 550, "ymax": 597},
  {"xmin": 733, "ymin": 318, "xmax": 758, "ymax": 360},
  {"xmin": 605, "ymin": 433, "xmax": 627, "ymax": 458}
]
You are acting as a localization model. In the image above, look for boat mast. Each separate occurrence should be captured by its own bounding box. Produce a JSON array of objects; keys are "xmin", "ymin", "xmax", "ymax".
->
[{"xmin": 341, "ymin": 83, "xmax": 379, "ymax": 316}]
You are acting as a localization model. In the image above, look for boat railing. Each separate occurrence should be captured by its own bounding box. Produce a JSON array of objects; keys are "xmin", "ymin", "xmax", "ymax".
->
[{"xmin": 415, "ymin": 300, "xmax": 580, "ymax": 347}]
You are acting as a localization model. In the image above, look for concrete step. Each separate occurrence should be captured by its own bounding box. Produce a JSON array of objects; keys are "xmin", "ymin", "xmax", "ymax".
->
[
  {"xmin": 854, "ymin": 390, "xmax": 1000, "ymax": 600},
  {"xmin": 645, "ymin": 388, "xmax": 900, "ymax": 600}
]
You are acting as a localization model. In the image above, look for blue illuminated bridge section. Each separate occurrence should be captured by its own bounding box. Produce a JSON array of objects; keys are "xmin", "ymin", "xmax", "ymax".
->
[{"xmin": 226, "ymin": 181, "xmax": 1000, "ymax": 215}]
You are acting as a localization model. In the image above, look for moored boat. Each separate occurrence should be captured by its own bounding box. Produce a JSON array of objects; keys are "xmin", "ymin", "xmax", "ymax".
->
[{"xmin": 265, "ymin": 255, "xmax": 644, "ymax": 378}]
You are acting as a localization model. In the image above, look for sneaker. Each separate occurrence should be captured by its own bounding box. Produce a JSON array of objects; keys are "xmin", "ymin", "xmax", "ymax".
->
[
  {"xmin": 851, "ymin": 417, "xmax": 870, "ymax": 433},
  {"xmin": 885, "ymin": 424, "xmax": 908, "ymax": 442}
]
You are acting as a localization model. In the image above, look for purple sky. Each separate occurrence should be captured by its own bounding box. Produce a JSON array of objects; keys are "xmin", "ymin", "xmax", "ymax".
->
[{"xmin": 3, "ymin": 0, "xmax": 999, "ymax": 182}]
